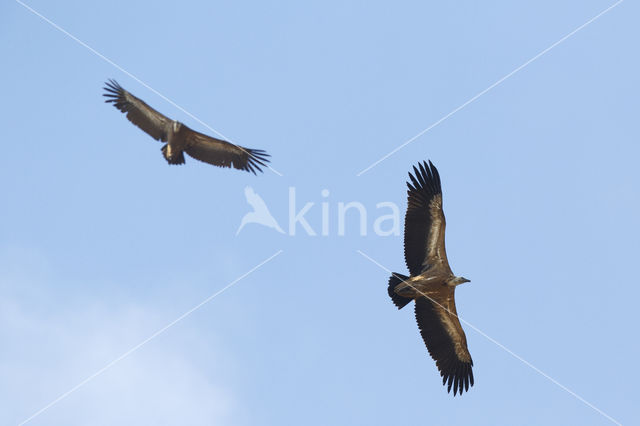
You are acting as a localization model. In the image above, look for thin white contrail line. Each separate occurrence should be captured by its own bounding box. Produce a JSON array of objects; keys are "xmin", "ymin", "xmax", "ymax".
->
[
  {"xmin": 15, "ymin": 0, "xmax": 283, "ymax": 177},
  {"xmin": 17, "ymin": 250, "xmax": 283, "ymax": 426},
  {"xmin": 357, "ymin": 250, "xmax": 622, "ymax": 426},
  {"xmin": 356, "ymin": 0, "xmax": 624, "ymax": 176}
]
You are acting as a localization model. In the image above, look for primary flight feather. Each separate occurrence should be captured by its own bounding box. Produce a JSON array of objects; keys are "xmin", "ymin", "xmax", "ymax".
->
[
  {"xmin": 388, "ymin": 160, "xmax": 474, "ymax": 396},
  {"xmin": 103, "ymin": 80, "xmax": 270, "ymax": 174}
]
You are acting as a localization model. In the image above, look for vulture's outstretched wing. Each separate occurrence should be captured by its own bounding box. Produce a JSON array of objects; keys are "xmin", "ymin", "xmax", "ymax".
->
[
  {"xmin": 404, "ymin": 161, "xmax": 450, "ymax": 276},
  {"xmin": 415, "ymin": 296, "xmax": 473, "ymax": 396},
  {"xmin": 184, "ymin": 129, "xmax": 270, "ymax": 174},
  {"xmin": 103, "ymin": 79, "xmax": 171, "ymax": 142}
]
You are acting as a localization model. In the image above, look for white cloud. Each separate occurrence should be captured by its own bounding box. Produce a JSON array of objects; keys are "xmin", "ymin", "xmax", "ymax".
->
[{"xmin": 0, "ymin": 246, "xmax": 237, "ymax": 426}]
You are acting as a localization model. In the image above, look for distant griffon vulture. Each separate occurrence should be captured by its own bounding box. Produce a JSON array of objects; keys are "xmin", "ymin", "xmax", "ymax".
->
[
  {"xmin": 103, "ymin": 80, "xmax": 269, "ymax": 174},
  {"xmin": 388, "ymin": 160, "xmax": 474, "ymax": 396}
]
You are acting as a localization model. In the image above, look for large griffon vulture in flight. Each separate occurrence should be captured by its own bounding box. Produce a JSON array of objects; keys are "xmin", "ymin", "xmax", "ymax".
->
[
  {"xmin": 103, "ymin": 80, "xmax": 269, "ymax": 174},
  {"xmin": 388, "ymin": 160, "xmax": 474, "ymax": 396}
]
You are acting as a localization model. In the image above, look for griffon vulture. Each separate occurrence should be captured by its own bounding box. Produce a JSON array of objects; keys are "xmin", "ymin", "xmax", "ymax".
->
[
  {"xmin": 388, "ymin": 160, "xmax": 474, "ymax": 396},
  {"xmin": 103, "ymin": 80, "xmax": 270, "ymax": 174}
]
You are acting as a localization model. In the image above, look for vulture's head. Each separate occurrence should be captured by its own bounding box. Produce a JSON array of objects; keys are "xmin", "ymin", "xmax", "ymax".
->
[{"xmin": 448, "ymin": 276, "xmax": 471, "ymax": 286}]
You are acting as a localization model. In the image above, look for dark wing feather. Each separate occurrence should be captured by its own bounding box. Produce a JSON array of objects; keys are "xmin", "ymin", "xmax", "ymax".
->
[
  {"xmin": 404, "ymin": 160, "xmax": 450, "ymax": 276},
  {"xmin": 183, "ymin": 129, "xmax": 270, "ymax": 174},
  {"xmin": 103, "ymin": 79, "xmax": 171, "ymax": 142},
  {"xmin": 415, "ymin": 295, "xmax": 474, "ymax": 396}
]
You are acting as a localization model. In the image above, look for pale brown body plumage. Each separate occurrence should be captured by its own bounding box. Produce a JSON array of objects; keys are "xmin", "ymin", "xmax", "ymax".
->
[
  {"xmin": 103, "ymin": 80, "xmax": 269, "ymax": 174},
  {"xmin": 388, "ymin": 161, "xmax": 473, "ymax": 396}
]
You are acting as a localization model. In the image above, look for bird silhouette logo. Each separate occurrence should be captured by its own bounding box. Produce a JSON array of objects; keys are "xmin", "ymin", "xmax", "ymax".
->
[{"xmin": 236, "ymin": 186, "xmax": 285, "ymax": 235}]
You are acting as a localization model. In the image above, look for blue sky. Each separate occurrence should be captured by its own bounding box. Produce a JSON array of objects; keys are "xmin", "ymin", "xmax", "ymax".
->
[{"xmin": 1, "ymin": 1, "xmax": 638, "ymax": 425}]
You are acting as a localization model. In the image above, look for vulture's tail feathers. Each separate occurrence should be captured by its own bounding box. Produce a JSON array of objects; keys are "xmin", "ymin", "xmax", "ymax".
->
[
  {"xmin": 388, "ymin": 273, "xmax": 412, "ymax": 309},
  {"xmin": 162, "ymin": 145, "xmax": 185, "ymax": 165}
]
